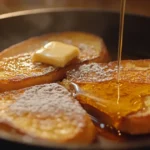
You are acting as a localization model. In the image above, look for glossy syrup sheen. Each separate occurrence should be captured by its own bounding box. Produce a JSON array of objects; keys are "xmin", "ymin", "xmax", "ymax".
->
[
  {"xmin": 0, "ymin": 53, "xmax": 55, "ymax": 80},
  {"xmin": 76, "ymin": 81, "xmax": 150, "ymax": 121}
]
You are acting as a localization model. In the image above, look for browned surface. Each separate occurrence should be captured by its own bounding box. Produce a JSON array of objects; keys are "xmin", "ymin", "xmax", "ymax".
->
[
  {"xmin": 0, "ymin": 32, "xmax": 109, "ymax": 92},
  {"xmin": 65, "ymin": 59, "xmax": 150, "ymax": 134},
  {"xmin": 0, "ymin": 84, "xmax": 96, "ymax": 143}
]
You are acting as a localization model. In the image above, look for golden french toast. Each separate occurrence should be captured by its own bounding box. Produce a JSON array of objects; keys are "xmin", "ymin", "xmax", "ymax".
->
[
  {"xmin": 0, "ymin": 83, "xmax": 96, "ymax": 144},
  {"xmin": 64, "ymin": 59, "xmax": 150, "ymax": 134},
  {"xmin": 0, "ymin": 32, "xmax": 109, "ymax": 62},
  {"xmin": 0, "ymin": 32, "xmax": 109, "ymax": 92}
]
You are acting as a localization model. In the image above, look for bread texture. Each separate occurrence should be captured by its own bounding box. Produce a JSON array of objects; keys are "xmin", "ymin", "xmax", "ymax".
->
[
  {"xmin": 0, "ymin": 83, "xmax": 96, "ymax": 144},
  {"xmin": 64, "ymin": 59, "xmax": 150, "ymax": 134},
  {"xmin": 0, "ymin": 32, "xmax": 109, "ymax": 92}
]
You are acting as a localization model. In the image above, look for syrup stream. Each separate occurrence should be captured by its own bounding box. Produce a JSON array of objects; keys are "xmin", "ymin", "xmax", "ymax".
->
[
  {"xmin": 70, "ymin": 0, "xmax": 127, "ymax": 137},
  {"xmin": 117, "ymin": 0, "xmax": 126, "ymax": 104}
]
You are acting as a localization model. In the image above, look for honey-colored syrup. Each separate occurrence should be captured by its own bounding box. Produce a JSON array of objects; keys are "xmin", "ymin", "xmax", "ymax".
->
[
  {"xmin": 82, "ymin": 104, "xmax": 150, "ymax": 142},
  {"xmin": 117, "ymin": 0, "xmax": 126, "ymax": 83},
  {"xmin": 76, "ymin": 81, "xmax": 150, "ymax": 122},
  {"xmin": 70, "ymin": 0, "xmax": 148, "ymax": 141},
  {"xmin": 117, "ymin": 0, "xmax": 126, "ymax": 104}
]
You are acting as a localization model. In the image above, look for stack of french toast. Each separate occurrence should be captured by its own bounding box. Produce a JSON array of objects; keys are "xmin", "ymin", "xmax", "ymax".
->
[{"xmin": 0, "ymin": 31, "xmax": 149, "ymax": 144}]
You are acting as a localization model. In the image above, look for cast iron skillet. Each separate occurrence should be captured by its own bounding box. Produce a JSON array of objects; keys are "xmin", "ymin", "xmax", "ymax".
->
[{"xmin": 0, "ymin": 8, "xmax": 149, "ymax": 150}]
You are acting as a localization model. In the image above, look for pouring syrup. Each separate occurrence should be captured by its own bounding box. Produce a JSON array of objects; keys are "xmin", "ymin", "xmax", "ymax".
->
[
  {"xmin": 68, "ymin": 0, "xmax": 141, "ymax": 139},
  {"xmin": 117, "ymin": 0, "xmax": 126, "ymax": 104}
]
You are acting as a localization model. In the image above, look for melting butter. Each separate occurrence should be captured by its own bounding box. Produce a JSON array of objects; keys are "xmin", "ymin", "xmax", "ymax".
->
[{"xmin": 32, "ymin": 41, "xmax": 79, "ymax": 67}]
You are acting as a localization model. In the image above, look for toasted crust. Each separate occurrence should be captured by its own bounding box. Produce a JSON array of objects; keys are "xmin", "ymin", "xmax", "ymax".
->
[
  {"xmin": 0, "ymin": 32, "xmax": 109, "ymax": 63},
  {"xmin": 65, "ymin": 59, "xmax": 150, "ymax": 134},
  {"xmin": 0, "ymin": 83, "xmax": 96, "ymax": 144},
  {"xmin": 0, "ymin": 32, "xmax": 109, "ymax": 92},
  {"xmin": 0, "ymin": 53, "xmax": 69, "ymax": 92}
]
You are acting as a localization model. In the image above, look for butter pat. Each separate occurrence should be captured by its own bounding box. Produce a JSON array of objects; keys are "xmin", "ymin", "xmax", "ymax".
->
[{"xmin": 32, "ymin": 41, "xmax": 80, "ymax": 67}]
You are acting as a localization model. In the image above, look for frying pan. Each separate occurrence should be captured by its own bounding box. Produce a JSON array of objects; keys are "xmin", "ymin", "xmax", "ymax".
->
[{"xmin": 0, "ymin": 8, "xmax": 150, "ymax": 150}]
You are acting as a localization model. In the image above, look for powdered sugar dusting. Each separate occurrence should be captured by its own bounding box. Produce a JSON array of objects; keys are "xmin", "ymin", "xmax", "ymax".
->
[
  {"xmin": 67, "ymin": 63, "xmax": 116, "ymax": 82},
  {"xmin": 9, "ymin": 83, "xmax": 86, "ymax": 126},
  {"xmin": 78, "ymin": 43, "xmax": 98, "ymax": 61}
]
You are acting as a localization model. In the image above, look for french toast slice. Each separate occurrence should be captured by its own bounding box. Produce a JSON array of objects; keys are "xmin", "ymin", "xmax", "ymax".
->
[
  {"xmin": 0, "ymin": 83, "xmax": 96, "ymax": 144},
  {"xmin": 0, "ymin": 32, "xmax": 109, "ymax": 92},
  {"xmin": 0, "ymin": 32, "xmax": 109, "ymax": 63},
  {"xmin": 64, "ymin": 59, "xmax": 150, "ymax": 134}
]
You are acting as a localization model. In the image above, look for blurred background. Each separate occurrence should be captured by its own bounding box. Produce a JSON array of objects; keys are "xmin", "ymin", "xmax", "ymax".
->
[{"xmin": 0, "ymin": 0, "xmax": 150, "ymax": 17}]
